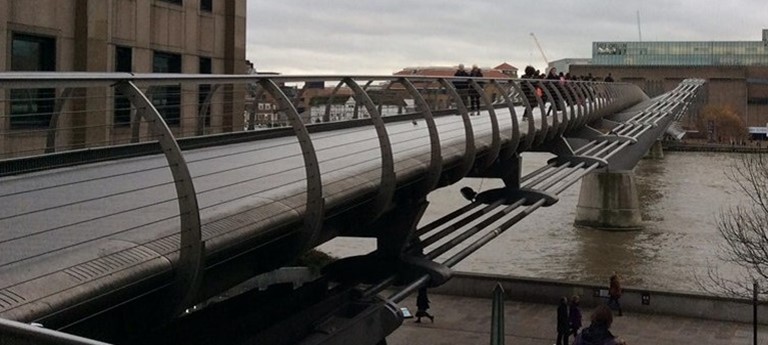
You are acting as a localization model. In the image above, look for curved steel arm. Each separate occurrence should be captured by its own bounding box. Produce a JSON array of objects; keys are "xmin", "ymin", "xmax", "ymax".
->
[
  {"xmin": 114, "ymin": 81, "xmax": 203, "ymax": 316},
  {"xmin": 324, "ymin": 80, "xmax": 345, "ymax": 122},
  {"xmin": 490, "ymin": 80, "xmax": 520, "ymax": 158},
  {"xmin": 544, "ymin": 81, "xmax": 569, "ymax": 140},
  {"xmin": 258, "ymin": 79, "xmax": 325, "ymax": 253},
  {"xmin": 533, "ymin": 81, "xmax": 553, "ymax": 146},
  {"xmin": 560, "ymin": 83, "xmax": 578, "ymax": 134},
  {"xmin": 399, "ymin": 78, "xmax": 442, "ymax": 193},
  {"xmin": 45, "ymin": 87, "xmax": 75, "ymax": 153},
  {"xmin": 470, "ymin": 79, "xmax": 501, "ymax": 169},
  {"xmin": 512, "ymin": 81, "xmax": 537, "ymax": 151},
  {"xmin": 197, "ymin": 83, "xmax": 221, "ymax": 135},
  {"xmin": 248, "ymin": 84, "xmax": 266, "ymax": 129},
  {"xmin": 438, "ymin": 78, "xmax": 475, "ymax": 182},
  {"xmin": 343, "ymin": 78, "xmax": 395, "ymax": 218},
  {"xmin": 131, "ymin": 86, "xmax": 156, "ymax": 143}
]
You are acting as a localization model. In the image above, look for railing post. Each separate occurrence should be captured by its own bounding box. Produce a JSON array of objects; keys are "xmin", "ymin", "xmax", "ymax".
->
[
  {"xmin": 438, "ymin": 78, "xmax": 475, "ymax": 182},
  {"xmin": 197, "ymin": 83, "xmax": 221, "ymax": 135},
  {"xmin": 754, "ymin": 280, "xmax": 758, "ymax": 345},
  {"xmin": 534, "ymin": 80, "xmax": 554, "ymax": 145},
  {"xmin": 489, "ymin": 80, "xmax": 520, "ymax": 158},
  {"xmin": 490, "ymin": 283, "xmax": 505, "ymax": 345},
  {"xmin": 44, "ymin": 87, "xmax": 76, "ymax": 153},
  {"xmin": 114, "ymin": 80, "xmax": 203, "ymax": 317},
  {"xmin": 470, "ymin": 79, "xmax": 501, "ymax": 169},
  {"xmin": 399, "ymin": 78, "xmax": 442, "ymax": 194},
  {"xmin": 259, "ymin": 78, "xmax": 325, "ymax": 254},
  {"xmin": 324, "ymin": 80, "xmax": 345, "ymax": 122},
  {"xmin": 511, "ymin": 81, "xmax": 537, "ymax": 151},
  {"xmin": 343, "ymin": 78, "xmax": 394, "ymax": 218}
]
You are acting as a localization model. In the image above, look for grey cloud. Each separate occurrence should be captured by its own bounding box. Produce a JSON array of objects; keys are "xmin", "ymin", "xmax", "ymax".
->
[{"xmin": 246, "ymin": 0, "xmax": 768, "ymax": 75}]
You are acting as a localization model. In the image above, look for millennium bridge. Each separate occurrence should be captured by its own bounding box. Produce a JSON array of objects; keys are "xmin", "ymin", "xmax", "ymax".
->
[{"xmin": 0, "ymin": 73, "xmax": 704, "ymax": 344}]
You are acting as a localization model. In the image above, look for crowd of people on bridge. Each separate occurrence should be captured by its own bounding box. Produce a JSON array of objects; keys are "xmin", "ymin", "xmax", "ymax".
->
[
  {"xmin": 519, "ymin": 65, "xmax": 616, "ymax": 117},
  {"xmin": 451, "ymin": 63, "xmax": 615, "ymax": 117},
  {"xmin": 453, "ymin": 63, "xmax": 485, "ymax": 115},
  {"xmin": 521, "ymin": 65, "xmax": 615, "ymax": 83}
]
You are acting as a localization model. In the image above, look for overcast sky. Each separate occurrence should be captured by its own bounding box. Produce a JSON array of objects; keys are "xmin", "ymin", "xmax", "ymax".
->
[{"xmin": 246, "ymin": 0, "xmax": 768, "ymax": 75}]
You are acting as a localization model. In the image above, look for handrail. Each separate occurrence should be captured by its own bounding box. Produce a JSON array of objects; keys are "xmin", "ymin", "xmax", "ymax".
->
[{"xmin": 0, "ymin": 318, "xmax": 112, "ymax": 345}]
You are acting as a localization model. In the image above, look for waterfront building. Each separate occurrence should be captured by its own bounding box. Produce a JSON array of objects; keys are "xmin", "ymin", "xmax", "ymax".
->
[
  {"xmin": 571, "ymin": 30, "xmax": 768, "ymax": 132},
  {"xmin": 0, "ymin": 0, "xmax": 247, "ymax": 156},
  {"xmin": 548, "ymin": 58, "xmax": 592, "ymax": 74}
]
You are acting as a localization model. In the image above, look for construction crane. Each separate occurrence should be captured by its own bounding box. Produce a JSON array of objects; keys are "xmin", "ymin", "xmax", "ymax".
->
[{"xmin": 529, "ymin": 32, "xmax": 549, "ymax": 66}]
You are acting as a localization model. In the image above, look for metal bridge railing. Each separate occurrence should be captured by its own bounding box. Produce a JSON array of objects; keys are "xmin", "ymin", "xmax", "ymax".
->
[
  {"xmin": 0, "ymin": 317, "xmax": 111, "ymax": 345},
  {"xmin": 0, "ymin": 72, "xmax": 646, "ymax": 336},
  {"xmin": 384, "ymin": 79, "xmax": 707, "ymax": 309}
]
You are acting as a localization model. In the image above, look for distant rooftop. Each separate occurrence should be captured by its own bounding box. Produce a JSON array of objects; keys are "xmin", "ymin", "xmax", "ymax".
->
[{"xmin": 592, "ymin": 29, "xmax": 768, "ymax": 66}]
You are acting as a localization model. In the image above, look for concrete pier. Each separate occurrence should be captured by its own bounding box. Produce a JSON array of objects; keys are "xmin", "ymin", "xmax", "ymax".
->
[
  {"xmin": 574, "ymin": 170, "xmax": 643, "ymax": 230},
  {"xmin": 648, "ymin": 140, "xmax": 664, "ymax": 159}
]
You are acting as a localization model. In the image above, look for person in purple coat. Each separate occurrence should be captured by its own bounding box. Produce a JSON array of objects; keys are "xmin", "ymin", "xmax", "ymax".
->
[
  {"xmin": 556, "ymin": 297, "xmax": 569, "ymax": 345},
  {"xmin": 569, "ymin": 295, "xmax": 583, "ymax": 340}
]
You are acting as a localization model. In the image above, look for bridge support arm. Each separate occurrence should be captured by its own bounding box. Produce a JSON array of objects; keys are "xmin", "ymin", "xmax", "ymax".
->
[{"xmin": 114, "ymin": 81, "xmax": 203, "ymax": 317}]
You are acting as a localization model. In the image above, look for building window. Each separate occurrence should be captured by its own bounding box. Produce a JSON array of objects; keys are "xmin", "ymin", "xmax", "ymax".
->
[
  {"xmin": 200, "ymin": 0, "xmax": 212, "ymax": 12},
  {"xmin": 153, "ymin": 51, "xmax": 182, "ymax": 125},
  {"xmin": 114, "ymin": 46, "xmax": 133, "ymax": 127},
  {"xmin": 199, "ymin": 57, "xmax": 212, "ymax": 127},
  {"xmin": 158, "ymin": 0, "xmax": 182, "ymax": 5},
  {"xmin": 10, "ymin": 33, "xmax": 56, "ymax": 129}
]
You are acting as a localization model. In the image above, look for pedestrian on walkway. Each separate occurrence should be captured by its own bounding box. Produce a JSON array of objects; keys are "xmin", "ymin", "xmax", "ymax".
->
[
  {"xmin": 557, "ymin": 297, "xmax": 570, "ymax": 345},
  {"xmin": 415, "ymin": 287, "xmax": 434, "ymax": 323},
  {"xmin": 574, "ymin": 305, "xmax": 626, "ymax": 345},
  {"xmin": 469, "ymin": 64, "xmax": 483, "ymax": 114},
  {"xmin": 608, "ymin": 272, "xmax": 623, "ymax": 316},
  {"xmin": 453, "ymin": 64, "xmax": 470, "ymax": 110},
  {"xmin": 569, "ymin": 295, "xmax": 583, "ymax": 340}
]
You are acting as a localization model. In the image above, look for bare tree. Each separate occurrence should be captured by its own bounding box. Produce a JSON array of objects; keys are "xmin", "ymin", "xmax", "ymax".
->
[
  {"xmin": 696, "ymin": 105, "xmax": 748, "ymax": 143},
  {"xmin": 701, "ymin": 153, "xmax": 768, "ymax": 298}
]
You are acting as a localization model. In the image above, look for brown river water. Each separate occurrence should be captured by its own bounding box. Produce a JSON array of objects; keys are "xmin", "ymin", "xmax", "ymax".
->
[{"xmin": 318, "ymin": 151, "xmax": 750, "ymax": 292}]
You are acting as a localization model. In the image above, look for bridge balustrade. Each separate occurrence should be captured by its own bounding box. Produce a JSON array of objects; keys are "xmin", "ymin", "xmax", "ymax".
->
[{"xmin": 0, "ymin": 73, "xmax": 648, "ymax": 336}]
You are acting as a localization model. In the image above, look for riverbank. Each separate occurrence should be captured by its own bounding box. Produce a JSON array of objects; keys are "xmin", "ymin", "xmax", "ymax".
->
[
  {"xmin": 392, "ymin": 282, "xmax": 767, "ymax": 345},
  {"xmin": 430, "ymin": 272, "xmax": 767, "ymax": 325},
  {"xmin": 663, "ymin": 140, "xmax": 768, "ymax": 153}
]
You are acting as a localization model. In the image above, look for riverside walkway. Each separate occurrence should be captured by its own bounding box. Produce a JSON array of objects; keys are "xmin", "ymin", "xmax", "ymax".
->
[{"xmin": 392, "ymin": 292, "xmax": 768, "ymax": 345}]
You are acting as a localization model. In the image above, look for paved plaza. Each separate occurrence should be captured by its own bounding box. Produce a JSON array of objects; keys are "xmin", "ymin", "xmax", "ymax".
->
[{"xmin": 388, "ymin": 292, "xmax": 768, "ymax": 345}]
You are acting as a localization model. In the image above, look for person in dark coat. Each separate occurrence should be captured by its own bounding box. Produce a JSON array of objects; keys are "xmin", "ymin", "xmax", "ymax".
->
[
  {"xmin": 574, "ymin": 305, "xmax": 626, "ymax": 345},
  {"xmin": 520, "ymin": 65, "xmax": 539, "ymax": 111},
  {"xmin": 608, "ymin": 272, "xmax": 623, "ymax": 316},
  {"xmin": 453, "ymin": 64, "xmax": 470, "ymax": 110},
  {"xmin": 415, "ymin": 287, "xmax": 434, "ymax": 323},
  {"xmin": 468, "ymin": 64, "xmax": 483, "ymax": 114},
  {"xmin": 569, "ymin": 295, "xmax": 583, "ymax": 340},
  {"xmin": 557, "ymin": 297, "xmax": 570, "ymax": 345}
]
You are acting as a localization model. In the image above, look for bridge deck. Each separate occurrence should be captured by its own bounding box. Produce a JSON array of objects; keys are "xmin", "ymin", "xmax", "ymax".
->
[{"xmin": 0, "ymin": 105, "xmax": 532, "ymax": 320}]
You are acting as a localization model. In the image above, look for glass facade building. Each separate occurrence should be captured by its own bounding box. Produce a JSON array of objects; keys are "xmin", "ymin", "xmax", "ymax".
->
[{"xmin": 592, "ymin": 30, "xmax": 768, "ymax": 66}]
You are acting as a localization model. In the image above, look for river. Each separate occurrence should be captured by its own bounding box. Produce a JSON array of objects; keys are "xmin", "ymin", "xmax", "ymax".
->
[{"xmin": 318, "ymin": 151, "xmax": 751, "ymax": 292}]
